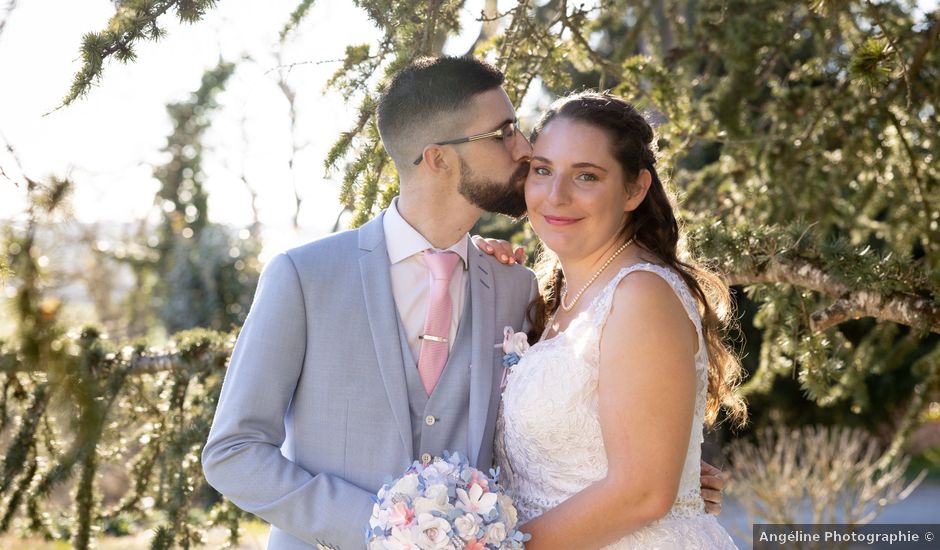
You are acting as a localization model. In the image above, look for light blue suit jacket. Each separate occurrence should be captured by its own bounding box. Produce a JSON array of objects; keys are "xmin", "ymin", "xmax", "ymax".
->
[{"xmin": 202, "ymin": 211, "xmax": 537, "ymax": 549}]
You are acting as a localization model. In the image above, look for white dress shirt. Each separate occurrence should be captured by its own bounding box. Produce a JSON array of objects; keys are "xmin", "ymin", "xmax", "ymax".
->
[{"xmin": 383, "ymin": 198, "xmax": 469, "ymax": 363}]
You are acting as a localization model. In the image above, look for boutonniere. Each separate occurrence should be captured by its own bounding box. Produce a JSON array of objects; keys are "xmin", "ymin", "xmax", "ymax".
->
[{"xmin": 498, "ymin": 326, "xmax": 530, "ymax": 389}]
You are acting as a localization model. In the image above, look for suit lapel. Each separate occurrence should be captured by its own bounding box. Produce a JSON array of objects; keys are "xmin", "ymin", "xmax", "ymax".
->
[
  {"xmin": 467, "ymin": 247, "xmax": 496, "ymax": 466},
  {"xmin": 358, "ymin": 213, "xmax": 413, "ymax": 461}
]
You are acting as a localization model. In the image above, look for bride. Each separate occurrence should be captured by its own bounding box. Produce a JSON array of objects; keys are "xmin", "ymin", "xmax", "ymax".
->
[{"xmin": 484, "ymin": 92, "xmax": 746, "ymax": 548}]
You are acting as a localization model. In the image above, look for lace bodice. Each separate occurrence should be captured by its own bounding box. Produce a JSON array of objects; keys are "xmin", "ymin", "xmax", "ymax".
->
[{"xmin": 496, "ymin": 263, "xmax": 737, "ymax": 549}]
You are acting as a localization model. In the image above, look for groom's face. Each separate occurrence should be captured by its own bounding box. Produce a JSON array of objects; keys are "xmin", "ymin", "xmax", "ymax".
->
[{"xmin": 455, "ymin": 88, "xmax": 531, "ymax": 218}]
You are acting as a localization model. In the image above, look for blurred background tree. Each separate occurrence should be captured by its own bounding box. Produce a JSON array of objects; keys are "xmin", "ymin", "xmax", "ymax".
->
[
  {"xmin": 1, "ymin": 0, "xmax": 938, "ymax": 548},
  {"xmin": 126, "ymin": 59, "xmax": 261, "ymax": 337}
]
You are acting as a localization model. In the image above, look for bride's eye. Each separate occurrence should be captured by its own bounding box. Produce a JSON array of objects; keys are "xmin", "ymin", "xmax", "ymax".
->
[
  {"xmin": 532, "ymin": 166, "xmax": 551, "ymax": 176},
  {"xmin": 576, "ymin": 172, "xmax": 599, "ymax": 182}
]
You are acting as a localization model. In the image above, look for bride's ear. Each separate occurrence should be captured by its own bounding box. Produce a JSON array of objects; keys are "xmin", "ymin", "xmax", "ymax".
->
[{"xmin": 624, "ymin": 169, "xmax": 652, "ymax": 212}]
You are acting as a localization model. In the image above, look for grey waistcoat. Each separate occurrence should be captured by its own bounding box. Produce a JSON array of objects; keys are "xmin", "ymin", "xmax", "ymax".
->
[{"xmin": 398, "ymin": 280, "xmax": 472, "ymax": 462}]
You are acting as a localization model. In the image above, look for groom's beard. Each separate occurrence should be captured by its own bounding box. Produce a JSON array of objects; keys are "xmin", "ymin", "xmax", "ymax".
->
[{"xmin": 457, "ymin": 159, "xmax": 528, "ymax": 218}]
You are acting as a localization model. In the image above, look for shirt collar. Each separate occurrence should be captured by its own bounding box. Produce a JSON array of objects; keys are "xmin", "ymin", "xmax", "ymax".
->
[{"xmin": 383, "ymin": 197, "xmax": 469, "ymax": 268}]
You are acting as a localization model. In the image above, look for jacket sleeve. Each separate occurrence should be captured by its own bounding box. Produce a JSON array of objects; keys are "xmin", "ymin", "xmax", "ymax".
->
[
  {"xmin": 202, "ymin": 252, "xmax": 374, "ymax": 549},
  {"xmin": 520, "ymin": 270, "xmax": 539, "ymax": 334}
]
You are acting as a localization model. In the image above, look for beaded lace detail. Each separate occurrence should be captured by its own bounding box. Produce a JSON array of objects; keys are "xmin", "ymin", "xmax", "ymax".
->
[{"xmin": 495, "ymin": 263, "xmax": 737, "ymax": 549}]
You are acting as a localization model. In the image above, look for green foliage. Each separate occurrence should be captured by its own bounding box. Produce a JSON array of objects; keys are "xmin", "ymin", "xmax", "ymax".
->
[
  {"xmin": 0, "ymin": 326, "xmax": 232, "ymax": 548},
  {"xmin": 850, "ymin": 37, "xmax": 895, "ymax": 90},
  {"xmin": 63, "ymin": 0, "xmax": 218, "ymax": 107},
  {"xmin": 279, "ymin": 0, "xmax": 317, "ymax": 42}
]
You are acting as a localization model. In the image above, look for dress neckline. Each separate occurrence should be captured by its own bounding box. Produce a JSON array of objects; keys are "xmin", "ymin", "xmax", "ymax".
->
[{"xmin": 539, "ymin": 261, "xmax": 668, "ymax": 345}]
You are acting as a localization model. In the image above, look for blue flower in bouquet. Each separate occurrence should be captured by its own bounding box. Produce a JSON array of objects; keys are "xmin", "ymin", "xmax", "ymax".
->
[{"xmin": 367, "ymin": 451, "xmax": 529, "ymax": 549}]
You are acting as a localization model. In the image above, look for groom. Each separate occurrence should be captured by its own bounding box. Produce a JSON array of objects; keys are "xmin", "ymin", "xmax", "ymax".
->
[
  {"xmin": 203, "ymin": 56, "xmax": 723, "ymax": 549},
  {"xmin": 203, "ymin": 56, "xmax": 537, "ymax": 549}
]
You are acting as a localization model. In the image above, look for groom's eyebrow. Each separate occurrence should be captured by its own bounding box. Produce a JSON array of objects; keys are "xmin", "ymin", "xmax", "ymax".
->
[{"xmin": 489, "ymin": 117, "xmax": 514, "ymax": 130}]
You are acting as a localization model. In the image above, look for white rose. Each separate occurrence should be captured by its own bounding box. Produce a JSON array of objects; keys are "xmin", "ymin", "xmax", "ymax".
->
[
  {"xmin": 413, "ymin": 484, "xmax": 450, "ymax": 516},
  {"xmin": 390, "ymin": 473, "xmax": 419, "ymax": 497},
  {"xmin": 507, "ymin": 331, "xmax": 530, "ymax": 355},
  {"xmin": 454, "ymin": 513, "xmax": 481, "ymax": 539},
  {"xmin": 416, "ymin": 513, "xmax": 455, "ymax": 549},
  {"xmin": 425, "ymin": 483, "xmax": 449, "ymax": 502},
  {"xmin": 429, "ymin": 458, "xmax": 456, "ymax": 478},
  {"xmin": 486, "ymin": 522, "xmax": 507, "ymax": 544},
  {"xmin": 497, "ymin": 493, "xmax": 518, "ymax": 526}
]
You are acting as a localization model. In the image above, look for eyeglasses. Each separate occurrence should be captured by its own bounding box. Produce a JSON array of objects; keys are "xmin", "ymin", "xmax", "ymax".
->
[{"xmin": 413, "ymin": 118, "xmax": 521, "ymax": 165}]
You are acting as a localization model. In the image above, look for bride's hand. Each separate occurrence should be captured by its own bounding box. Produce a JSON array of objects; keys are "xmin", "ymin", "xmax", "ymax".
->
[
  {"xmin": 700, "ymin": 460, "xmax": 724, "ymax": 515},
  {"xmin": 471, "ymin": 235, "xmax": 526, "ymax": 265}
]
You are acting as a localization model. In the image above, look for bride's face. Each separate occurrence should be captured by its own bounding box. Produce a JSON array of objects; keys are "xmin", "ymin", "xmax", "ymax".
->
[{"xmin": 525, "ymin": 117, "xmax": 635, "ymax": 261}]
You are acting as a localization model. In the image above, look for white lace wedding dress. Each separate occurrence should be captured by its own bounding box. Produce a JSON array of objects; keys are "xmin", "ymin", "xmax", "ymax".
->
[{"xmin": 496, "ymin": 263, "xmax": 738, "ymax": 549}]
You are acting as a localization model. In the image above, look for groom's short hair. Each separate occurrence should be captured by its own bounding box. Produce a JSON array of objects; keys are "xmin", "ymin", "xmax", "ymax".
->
[{"xmin": 377, "ymin": 56, "xmax": 505, "ymax": 170}]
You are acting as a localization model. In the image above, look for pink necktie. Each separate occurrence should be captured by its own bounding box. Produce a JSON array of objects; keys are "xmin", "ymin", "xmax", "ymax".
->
[{"xmin": 417, "ymin": 250, "xmax": 460, "ymax": 395}]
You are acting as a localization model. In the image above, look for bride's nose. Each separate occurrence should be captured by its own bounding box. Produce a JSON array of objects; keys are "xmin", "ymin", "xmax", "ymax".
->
[{"xmin": 546, "ymin": 177, "xmax": 572, "ymax": 205}]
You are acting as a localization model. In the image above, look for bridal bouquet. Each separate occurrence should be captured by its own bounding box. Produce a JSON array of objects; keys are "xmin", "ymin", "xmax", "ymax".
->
[{"xmin": 367, "ymin": 451, "xmax": 529, "ymax": 549}]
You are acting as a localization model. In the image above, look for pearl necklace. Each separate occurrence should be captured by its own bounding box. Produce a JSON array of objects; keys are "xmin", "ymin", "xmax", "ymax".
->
[{"xmin": 559, "ymin": 237, "xmax": 635, "ymax": 312}]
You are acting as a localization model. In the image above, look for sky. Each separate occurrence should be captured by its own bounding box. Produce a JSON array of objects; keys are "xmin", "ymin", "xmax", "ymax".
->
[{"xmin": 0, "ymin": 0, "xmax": 507, "ymax": 258}]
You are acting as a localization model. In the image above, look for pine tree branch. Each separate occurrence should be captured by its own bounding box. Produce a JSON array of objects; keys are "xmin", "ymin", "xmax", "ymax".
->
[
  {"xmin": 727, "ymin": 257, "xmax": 939, "ymax": 333},
  {"xmin": 0, "ymin": 346, "xmax": 232, "ymax": 375},
  {"xmin": 60, "ymin": 0, "xmax": 218, "ymax": 107},
  {"xmin": 462, "ymin": 0, "xmax": 500, "ymax": 57},
  {"xmin": 558, "ymin": 0, "xmax": 621, "ymax": 88},
  {"xmin": 883, "ymin": 8, "xmax": 939, "ymax": 105},
  {"xmin": 866, "ymin": 0, "xmax": 912, "ymax": 107},
  {"xmin": 885, "ymin": 107, "xmax": 935, "ymax": 249},
  {"xmin": 279, "ymin": 0, "xmax": 316, "ymax": 42},
  {"xmin": 417, "ymin": 0, "xmax": 442, "ymax": 57},
  {"xmin": 263, "ymin": 56, "xmax": 348, "ymax": 75},
  {"xmin": 496, "ymin": 0, "xmax": 530, "ymax": 71}
]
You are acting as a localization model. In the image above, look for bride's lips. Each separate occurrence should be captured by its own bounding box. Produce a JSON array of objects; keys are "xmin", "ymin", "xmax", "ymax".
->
[{"xmin": 543, "ymin": 215, "xmax": 583, "ymax": 226}]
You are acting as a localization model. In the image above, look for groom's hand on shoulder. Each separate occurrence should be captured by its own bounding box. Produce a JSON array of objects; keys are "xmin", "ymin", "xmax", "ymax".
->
[
  {"xmin": 700, "ymin": 459, "xmax": 725, "ymax": 515},
  {"xmin": 472, "ymin": 235, "xmax": 526, "ymax": 265}
]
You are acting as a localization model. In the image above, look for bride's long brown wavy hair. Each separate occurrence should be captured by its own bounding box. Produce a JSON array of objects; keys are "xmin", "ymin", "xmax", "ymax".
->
[{"xmin": 525, "ymin": 92, "xmax": 747, "ymax": 427}]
